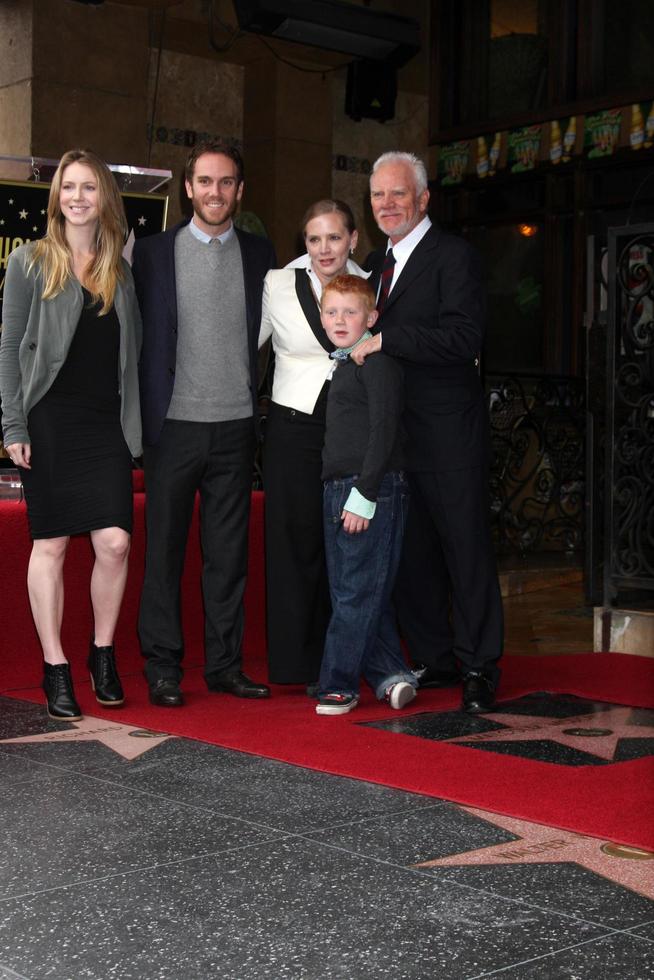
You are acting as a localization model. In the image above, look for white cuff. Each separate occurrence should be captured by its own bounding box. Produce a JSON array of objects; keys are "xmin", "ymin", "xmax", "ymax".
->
[{"xmin": 344, "ymin": 487, "xmax": 376, "ymax": 519}]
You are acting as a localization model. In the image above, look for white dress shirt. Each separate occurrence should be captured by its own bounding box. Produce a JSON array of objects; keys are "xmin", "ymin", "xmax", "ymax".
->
[
  {"xmin": 384, "ymin": 214, "xmax": 432, "ymax": 295},
  {"xmin": 188, "ymin": 217, "xmax": 235, "ymax": 246}
]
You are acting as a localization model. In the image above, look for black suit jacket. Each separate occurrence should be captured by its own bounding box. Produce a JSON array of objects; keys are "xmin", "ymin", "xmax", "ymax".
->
[
  {"xmin": 132, "ymin": 220, "xmax": 276, "ymax": 447},
  {"xmin": 367, "ymin": 225, "xmax": 488, "ymax": 473}
]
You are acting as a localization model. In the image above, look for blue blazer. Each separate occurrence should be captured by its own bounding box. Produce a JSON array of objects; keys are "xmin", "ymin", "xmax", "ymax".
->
[{"xmin": 132, "ymin": 219, "xmax": 276, "ymax": 447}]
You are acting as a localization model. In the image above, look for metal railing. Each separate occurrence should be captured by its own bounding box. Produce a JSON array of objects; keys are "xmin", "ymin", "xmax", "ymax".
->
[{"xmin": 487, "ymin": 373, "xmax": 585, "ymax": 556}]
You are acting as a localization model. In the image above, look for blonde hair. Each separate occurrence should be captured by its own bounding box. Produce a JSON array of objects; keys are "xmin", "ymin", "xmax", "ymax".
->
[{"xmin": 30, "ymin": 149, "xmax": 127, "ymax": 314}]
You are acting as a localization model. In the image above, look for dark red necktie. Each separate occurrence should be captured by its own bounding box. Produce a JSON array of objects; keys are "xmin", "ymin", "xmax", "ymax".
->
[{"xmin": 376, "ymin": 248, "xmax": 395, "ymax": 312}]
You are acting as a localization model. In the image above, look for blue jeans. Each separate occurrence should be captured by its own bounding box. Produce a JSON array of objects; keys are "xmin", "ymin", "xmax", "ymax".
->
[{"xmin": 319, "ymin": 472, "xmax": 416, "ymax": 699}]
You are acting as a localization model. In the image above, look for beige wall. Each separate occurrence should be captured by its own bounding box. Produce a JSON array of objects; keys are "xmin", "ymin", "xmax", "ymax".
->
[
  {"xmin": 31, "ymin": 0, "xmax": 149, "ymax": 163},
  {"xmin": 146, "ymin": 49, "xmax": 244, "ymax": 227},
  {"xmin": 243, "ymin": 55, "xmax": 334, "ymax": 261},
  {"xmin": 0, "ymin": 0, "xmax": 432, "ymax": 259}
]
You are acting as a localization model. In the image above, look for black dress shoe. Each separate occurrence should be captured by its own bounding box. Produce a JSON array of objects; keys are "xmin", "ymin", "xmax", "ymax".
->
[
  {"xmin": 88, "ymin": 641, "xmax": 124, "ymax": 706},
  {"xmin": 208, "ymin": 671, "xmax": 270, "ymax": 699},
  {"xmin": 462, "ymin": 672, "xmax": 496, "ymax": 713},
  {"xmin": 43, "ymin": 663, "xmax": 82, "ymax": 721},
  {"xmin": 149, "ymin": 679, "xmax": 184, "ymax": 707},
  {"xmin": 412, "ymin": 664, "xmax": 461, "ymax": 689}
]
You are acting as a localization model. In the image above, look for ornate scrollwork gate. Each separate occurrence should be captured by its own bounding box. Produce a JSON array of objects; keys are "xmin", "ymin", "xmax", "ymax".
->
[
  {"xmin": 487, "ymin": 373, "xmax": 585, "ymax": 557},
  {"xmin": 602, "ymin": 223, "xmax": 654, "ymax": 605}
]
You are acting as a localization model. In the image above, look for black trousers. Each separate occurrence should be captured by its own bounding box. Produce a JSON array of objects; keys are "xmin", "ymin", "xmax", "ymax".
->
[
  {"xmin": 263, "ymin": 394, "xmax": 331, "ymax": 684},
  {"xmin": 394, "ymin": 468, "xmax": 504, "ymax": 684},
  {"xmin": 138, "ymin": 417, "xmax": 256, "ymax": 686}
]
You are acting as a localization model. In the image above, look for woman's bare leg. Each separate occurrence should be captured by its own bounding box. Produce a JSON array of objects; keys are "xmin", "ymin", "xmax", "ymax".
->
[
  {"xmin": 89, "ymin": 527, "xmax": 131, "ymax": 644},
  {"xmin": 27, "ymin": 536, "xmax": 70, "ymax": 664}
]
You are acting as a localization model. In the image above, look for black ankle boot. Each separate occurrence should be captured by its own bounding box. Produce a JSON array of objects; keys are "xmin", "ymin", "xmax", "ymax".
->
[
  {"xmin": 43, "ymin": 663, "xmax": 82, "ymax": 721},
  {"xmin": 88, "ymin": 640, "xmax": 124, "ymax": 706}
]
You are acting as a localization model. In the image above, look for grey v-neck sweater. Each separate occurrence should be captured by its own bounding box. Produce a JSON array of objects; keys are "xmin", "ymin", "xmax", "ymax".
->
[{"xmin": 168, "ymin": 226, "xmax": 251, "ymax": 422}]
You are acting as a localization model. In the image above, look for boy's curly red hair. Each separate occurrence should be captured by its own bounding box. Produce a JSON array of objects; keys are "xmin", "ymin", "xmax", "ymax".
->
[{"xmin": 321, "ymin": 274, "xmax": 375, "ymax": 313}]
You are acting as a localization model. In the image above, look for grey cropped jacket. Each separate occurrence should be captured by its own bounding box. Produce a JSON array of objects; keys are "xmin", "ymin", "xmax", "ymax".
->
[{"xmin": 0, "ymin": 243, "xmax": 142, "ymax": 457}]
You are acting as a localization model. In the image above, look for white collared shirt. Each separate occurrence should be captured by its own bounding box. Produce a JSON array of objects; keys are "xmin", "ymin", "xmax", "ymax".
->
[
  {"xmin": 384, "ymin": 214, "xmax": 432, "ymax": 293},
  {"xmin": 188, "ymin": 217, "xmax": 235, "ymax": 246}
]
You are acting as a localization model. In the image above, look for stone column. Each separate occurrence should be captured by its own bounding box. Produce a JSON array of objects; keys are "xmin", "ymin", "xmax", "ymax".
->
[
  {"xmin": 0, "ymin": 1, "xmax": 33, "ymax": 158},
  {"xmin": 243, "ymin": 54, "xmax": 333, "ymax": 264},
  {"xmin": 0, "ymin": 0, "xmax": 150, "ymax": 165}
]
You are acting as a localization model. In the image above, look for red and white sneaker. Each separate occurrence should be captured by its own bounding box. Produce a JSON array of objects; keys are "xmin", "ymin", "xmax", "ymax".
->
[{"xmin": 316, "ymin": 693, "xmax": 359, "ymax": 715}]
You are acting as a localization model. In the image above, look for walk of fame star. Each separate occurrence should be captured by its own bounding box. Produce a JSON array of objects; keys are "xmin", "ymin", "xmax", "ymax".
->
[
  {"xmin": 452, "ymin": 705, "xmax": 654, "ymax": 762},
  {"xmin": 414, "ymin": 806, "xmax": 654, "ymax": 899},
  {"xmin": 0, "ymin": 715, "xmax": 176, "ymax": 760}
]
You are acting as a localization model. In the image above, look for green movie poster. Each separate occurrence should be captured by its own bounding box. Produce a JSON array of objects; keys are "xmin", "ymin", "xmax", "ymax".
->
[
  {"xmin": 507, "ymin": 125, "xmax": 542, "ymax": 173},
  {"xmin": 585, "ymin": 109, "xmax": 621, "ymax": 158},
  {"xmin": 438, "ymin": 141, "xmax": 470, "ymax": 186}
]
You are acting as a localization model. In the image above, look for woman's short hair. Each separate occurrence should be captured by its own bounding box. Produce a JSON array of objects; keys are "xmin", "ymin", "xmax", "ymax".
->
[{"xmin": 301, "ymin": 199, "xmax": 356, "ymax": 236}]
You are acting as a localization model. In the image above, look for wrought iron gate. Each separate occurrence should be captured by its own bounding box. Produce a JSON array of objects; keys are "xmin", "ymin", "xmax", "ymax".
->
[
  {"xmin": 599, "ymin": 223, "xmax": 654, "ymax": 606},
  {"xmin": 488, "ymin": 373, "xmax": 585, "ymax": 556}
]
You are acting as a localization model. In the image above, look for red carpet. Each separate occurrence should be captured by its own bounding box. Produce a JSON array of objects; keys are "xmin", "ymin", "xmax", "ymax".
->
[{"xmin": 1, "ymin": 495, "xmax": 653, "ymax": 850}]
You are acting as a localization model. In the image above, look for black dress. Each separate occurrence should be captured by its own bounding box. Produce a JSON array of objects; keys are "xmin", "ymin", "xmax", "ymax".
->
[{"xmin": 21, "ymin": 288, "xmax": 133, "ymax": 539}]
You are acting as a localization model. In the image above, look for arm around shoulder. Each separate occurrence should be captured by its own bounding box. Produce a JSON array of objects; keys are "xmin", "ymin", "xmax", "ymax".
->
[{"xmin": 381, "ymin": 236, "xmax": 485, "ymax": 366}]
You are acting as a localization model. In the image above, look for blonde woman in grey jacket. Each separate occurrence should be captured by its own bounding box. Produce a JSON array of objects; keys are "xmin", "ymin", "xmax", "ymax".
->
[{"xmin": 0, "ymin": 148, "xmax": 142, "ymax": 721}]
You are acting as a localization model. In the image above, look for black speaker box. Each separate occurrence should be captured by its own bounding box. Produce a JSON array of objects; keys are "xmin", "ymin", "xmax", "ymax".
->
[{"xmin": 345, "ymin": 60, "xmax": 397, "ymax": 122}]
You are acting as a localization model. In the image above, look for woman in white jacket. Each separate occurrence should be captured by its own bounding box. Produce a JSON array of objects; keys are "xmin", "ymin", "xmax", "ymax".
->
[{"xmin": 259, "ymin": 199, "xmax": 369, "ymax": 689}]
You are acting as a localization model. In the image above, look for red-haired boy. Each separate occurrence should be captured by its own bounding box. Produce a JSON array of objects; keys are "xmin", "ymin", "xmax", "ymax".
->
[{"xmin": 316, "ymin": 275, "xmax": 417, "ymax": 715}]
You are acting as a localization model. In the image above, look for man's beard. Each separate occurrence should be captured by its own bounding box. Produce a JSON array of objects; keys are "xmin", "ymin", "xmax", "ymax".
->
[
  {"xmin": 377, "ymin": 215, "xmax": 416, "ymax": 239},
  {"xmin": 194, "ymin": 199, "xmax": 236, "ymax": 227}
]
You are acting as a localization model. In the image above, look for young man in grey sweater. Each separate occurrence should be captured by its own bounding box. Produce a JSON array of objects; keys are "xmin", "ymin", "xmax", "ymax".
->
[{"xmin": 132, "ymin": 141, "xmax": 275, "ymax": 707}]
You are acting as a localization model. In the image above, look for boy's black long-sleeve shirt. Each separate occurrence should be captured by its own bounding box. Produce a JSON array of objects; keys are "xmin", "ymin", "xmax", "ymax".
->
[{"xmin": 321, "ymin": 352, "xmax": 405, "ymax": 502}]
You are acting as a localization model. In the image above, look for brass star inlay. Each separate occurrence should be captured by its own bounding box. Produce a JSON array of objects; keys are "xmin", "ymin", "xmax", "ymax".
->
[
  {"xmin": 0, "ymin": 715, "xmax": 175, "ymax": 760},
  {"xmin": 452, "ymin": 706, "xmax": 654, "ymax": 761},
  {"xmin": 414, "ymin": 806, "xmax": 654, "ymax": 899}
]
